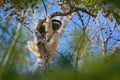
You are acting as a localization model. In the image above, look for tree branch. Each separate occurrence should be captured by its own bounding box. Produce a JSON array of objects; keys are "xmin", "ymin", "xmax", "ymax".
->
[
  {"xmin": 51, "ymin": 7, "xmax": 96, "ymax": 18},
  {"xmin": 36, "ymin": 7, "xmax": 96, "ymax": 30}
]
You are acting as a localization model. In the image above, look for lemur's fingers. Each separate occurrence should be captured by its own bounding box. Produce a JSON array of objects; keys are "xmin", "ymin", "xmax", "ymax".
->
[{"xmin": 46, "ymin": 15, "xmax": 51, "ymax": 22}]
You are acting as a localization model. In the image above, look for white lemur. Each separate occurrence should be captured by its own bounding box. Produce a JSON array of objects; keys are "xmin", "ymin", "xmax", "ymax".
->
[{"xmin": 28, "ymin": 15, "xmax": 62, "ymax": 62}]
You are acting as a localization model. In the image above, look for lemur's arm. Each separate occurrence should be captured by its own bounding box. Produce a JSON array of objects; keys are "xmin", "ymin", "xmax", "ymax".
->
[{"xmin": 45, "ymin": 15, "xmax": 53, "ymax": 41}]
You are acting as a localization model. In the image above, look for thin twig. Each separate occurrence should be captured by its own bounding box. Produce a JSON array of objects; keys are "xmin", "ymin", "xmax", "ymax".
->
[
  {"xmin": 105, "ymin": 22, "xmax": 117, "ymax": 43},
  {"xmin": 41, "ymin": 0, "xmax": 47, "ymax": 17},
  {"xmin": 96, "ymin": 17, "xmax": 106, "ymax": 56},
  {"xmin": 77, "ymin": 12, "xmax": 85, "ymax": 28}
]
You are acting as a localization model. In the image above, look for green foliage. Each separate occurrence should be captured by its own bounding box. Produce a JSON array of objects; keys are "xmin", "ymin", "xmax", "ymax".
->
[
  {"xmin": 2, "ymin": 0, "xmax": 40, "ymax": 10},
  {"xmin": 1, "ymin": 0, "xmax": 41, "ymax": 24},
  {"xmin": 70, "ymin": 31, "xmax": 88, "ymax": 58},
  {"xmin": 101, "ymin": 0, "xmax": 120, "ymax": 24},
  {"xmin": 0, "ymin": 48, "xmax": 120, "ymax": 80},
  {"xmin": 71, "ymin": 0, "xmax": 120, "ymax": 24},
  {"xmin": 0, "ymin": 21, "xmax": 30, "ymax": 72}
]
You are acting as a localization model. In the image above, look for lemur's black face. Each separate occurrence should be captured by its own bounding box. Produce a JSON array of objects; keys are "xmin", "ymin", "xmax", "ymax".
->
[
  {"xmin": 39, "ymin": 19, "xmax": 62, "ymax": 34},
  {"xmin": 52, "ymin": 19, "xmax": 62, "ymax": 31}
]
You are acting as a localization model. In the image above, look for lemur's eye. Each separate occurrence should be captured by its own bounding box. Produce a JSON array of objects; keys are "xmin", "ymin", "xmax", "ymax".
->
[{"xmin": 52, "ymin": 23, "xmax": 60, "ymax": 31}]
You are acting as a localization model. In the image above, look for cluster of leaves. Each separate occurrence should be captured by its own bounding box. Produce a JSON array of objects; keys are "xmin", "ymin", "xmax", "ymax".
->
[
  {"xmin": 61, "ymin": 0, "xmax": 120, "ymax": 24},
  {"xmin": 87, "ymin": 0, "xmax": 120, "ymax": 24},
  {"xmin": 0, "ymin": 0, "xmax": 41, "ymax": 24},
  {"xmin": 0, "ymin": 0, "xmax": 39, "ymax": 9}
]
